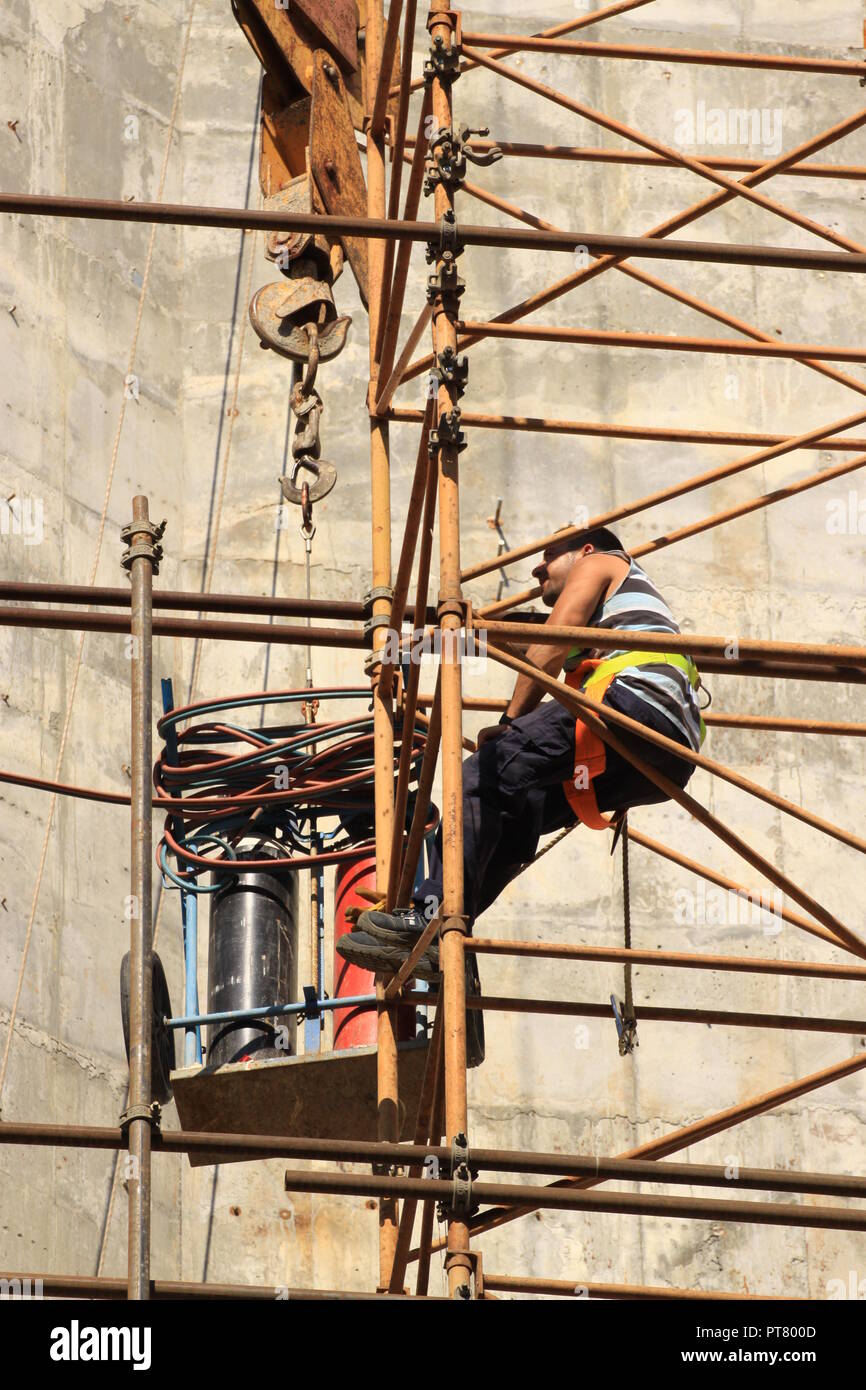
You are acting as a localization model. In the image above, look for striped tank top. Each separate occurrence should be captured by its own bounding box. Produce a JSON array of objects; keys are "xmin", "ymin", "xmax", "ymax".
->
[{"xmin": 565, "ymin": 549, "xmax": 704, "ymax": 751}]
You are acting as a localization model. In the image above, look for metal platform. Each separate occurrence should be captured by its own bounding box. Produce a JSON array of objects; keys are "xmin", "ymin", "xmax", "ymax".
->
[{"xmin": 171, "ymin": 1038, "xmax": 429, "ymax": 1166}]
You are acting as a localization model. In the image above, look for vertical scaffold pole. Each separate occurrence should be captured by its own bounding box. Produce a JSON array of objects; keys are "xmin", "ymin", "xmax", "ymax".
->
[
  {"xmin": 366, "ymin": 0, "xmax": 400, "ymax": 1289},
  {"xmin": 427, "ymin": 3, "xmax": 472, "ymax": 1298},
  {"xmin": 122, "ymin": 495, "xmax": 161, "ymax": 1300}
]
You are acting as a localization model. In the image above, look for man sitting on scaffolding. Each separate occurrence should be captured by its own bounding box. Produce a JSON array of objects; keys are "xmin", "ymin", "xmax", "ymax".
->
[{"xmin": 338, "ymin": 526, "xmax": 706, "ymax": 1057}]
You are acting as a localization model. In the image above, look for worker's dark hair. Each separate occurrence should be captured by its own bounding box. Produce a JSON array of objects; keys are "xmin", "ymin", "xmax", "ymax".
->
[{"xmin": 556, "ymin": 526, "xmax": 624, "ymax": 554}]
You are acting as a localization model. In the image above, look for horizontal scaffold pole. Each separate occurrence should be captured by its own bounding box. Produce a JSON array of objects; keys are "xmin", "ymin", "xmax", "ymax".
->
[{"xmin": 3, "ymin": 194, "xmax": 866, "ymax": 273}]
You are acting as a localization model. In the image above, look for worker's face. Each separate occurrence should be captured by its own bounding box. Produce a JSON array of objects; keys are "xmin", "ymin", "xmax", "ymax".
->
[{"xmin": 531, "ymin": 542, "xmax": 592, "ymax": 606}]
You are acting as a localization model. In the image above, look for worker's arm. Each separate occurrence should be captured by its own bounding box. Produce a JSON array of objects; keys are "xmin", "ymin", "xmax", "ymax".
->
[{"xmin": 477, "ymin": 556, "xmax": 615, "ymax": 745}]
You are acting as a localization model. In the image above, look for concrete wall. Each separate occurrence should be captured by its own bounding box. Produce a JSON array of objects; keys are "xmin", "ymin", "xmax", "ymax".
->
[{"xmin": 1, "ymin": 0, "xmax": 865, "ymax": 1298}]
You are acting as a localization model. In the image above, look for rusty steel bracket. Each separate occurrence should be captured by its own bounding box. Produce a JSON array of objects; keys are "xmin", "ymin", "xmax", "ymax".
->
[
  {"xmin": 119, "ymin": 1101, "xmax": 162, "ymax": 1133},
  {"xmin": 423, "ymin": 10, "xmax": 463, "ymax": 84},
  {"xmin": 425, "ymin": 208, "xmax": 464, "ymax": 265},
  {"xmin": 120, "ymin": 517, "xmax": 166, "ymax": 577},
  {"xmin": 425, "ymin": 264, "xmax": 465, "ymax": 317},
  {"xmin": 433, "ymin": 345, "xmax": 469, "ymax": 399},
  {"xmin": 363, "ymin": 587, "xmax": 395, "ymax": 651},
  {"xmin": 423, "ymin": 124, "xmax": 502, "ymax": 196},
  {"xmin": 437, "ymin": 909, "xmax": 470, "ymax": 937},
  {"xmin": 362, "ymin": 586, "xmax": 395, "ymax": 670},
  {"xmin": 428, "ymin": 407, "xmax": 466, "ymax": 455},
  {"xmin": 436, "ymin": 1131, "xmax": 478, "ymax": 1223}
]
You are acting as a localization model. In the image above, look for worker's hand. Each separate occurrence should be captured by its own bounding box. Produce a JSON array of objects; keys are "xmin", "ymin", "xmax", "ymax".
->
[{"xmin": 476, "ymin": 724, "xmax": 508, "ymax": 748}]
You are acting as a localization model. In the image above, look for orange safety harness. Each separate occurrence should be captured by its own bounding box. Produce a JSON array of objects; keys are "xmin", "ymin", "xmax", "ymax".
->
[
  {"xmin": 561, "ymin": 658, "xmax": 618, "ymax": 830},
  {"xmin": 561, "ymin": 652, "xmax": 705, "ymax": 831}
]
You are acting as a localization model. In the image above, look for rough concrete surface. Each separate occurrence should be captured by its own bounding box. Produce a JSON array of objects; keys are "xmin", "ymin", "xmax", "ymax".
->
[{"xmin": 1, "ymin": 0, "xmax": 865, "ymax": 1299}]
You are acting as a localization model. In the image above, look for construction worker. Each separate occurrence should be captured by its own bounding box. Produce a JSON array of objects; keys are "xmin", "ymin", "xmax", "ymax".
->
[{"xmin": 337, "ymin": 527, "xmax": 706, "ymax": 1059}]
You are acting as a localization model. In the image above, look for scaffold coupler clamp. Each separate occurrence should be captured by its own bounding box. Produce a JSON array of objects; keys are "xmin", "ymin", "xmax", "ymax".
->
[
  {"xmin": 363, "ymin": 585, "xmax": 395, "ymax": 676},
  {"xmin": 610, "ymin": 992, "xmax": 638, "ymax": 1056},
  {"xmin": 437, "ymin": 1132, "xmax": 477, "ymax": 1223},
  {"xmin": 423, "ymin": 10, "xmax": 463, "ymax": 85},
  {"xmin": 423, "ymin": 125, "xmax": 501, "ymax": 197},
  {"xmin": 120, "ymin": 516, "xmax": 166, "ymax": 577},
  {"xmin": 426, "ymin": 211, "xmax": 465, "ymax": 321},
  {"xmin": 371, "ymin": 1146, "xmax": 404, "ymax": 1180},
  {"xmin": 428, "ymin": 406, "xmax": 466, "ymax": 455},
  {"xmin": 120, "ymin": 1101, "xmax": 162, "ymax": 1134},
  {"xmin": 432, "ymin": 345, "xmax": 469, "ymax": 399}
]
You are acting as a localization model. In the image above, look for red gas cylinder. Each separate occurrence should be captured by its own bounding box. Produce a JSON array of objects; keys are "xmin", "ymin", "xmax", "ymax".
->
[{"xmin": 333, "ymin": 855, "xmax": 416, "ymax": 1049}]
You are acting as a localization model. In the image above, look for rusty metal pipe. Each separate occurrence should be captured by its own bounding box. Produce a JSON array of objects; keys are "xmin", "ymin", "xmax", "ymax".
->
[
  {"xmin": 395, "ymin": 672, "xmax": 442, "ymax": 907},
  {"xmin": 388, "ymin": 407, "xmax": 866, "ymax": 453},
  {"xmin": 0, "ymin": 582, "xmax": 366, "ymax": 618},
  {"xmin": 483, "ymin": 1275, "xmax": 791, "ymax": 1301},
  {"xmin": 0, "ymin": 1270, "xmax": 441, "ymax": 1300},
  {"xmin": 427, "ymin": 0, "xmax": 471, "ymax": 1298},
  {"xmin": 456, "ymin": 994, "xmax": 865, "ymax": 1034},
  {"xmin": 8, "ymin": 1120, "xmax": 865, "ymax": 1192},
  {"xmin": 6, "ymin": 194, "xmax": 866, "ymax": 273},
  {"xmin": 382, "ymin": 404, "xmax": 433, "ymax": 663},
  {"xmin": 469, "ymin": 938, "xmax": 866, "ymax": 983},
  {"xmin": 479, "ymin": 618, "xmax": 866, "ymax": 671},
  {"xmin": 416, "ymin": 694, "xmax": 866, "ymax": 735},
  {"xmin": 0, "ymin": 606, "xmax": 368, "ymax": 647},
  {"xmin": 388, "ymin": 1008, "xmax": 444, "ymax": 1293},
  {"xmin": 386, "ymin": 440, "xmax": 438, "ymax": 909},
  {"xmin": 370, "ymin": 0, "xmax": 404, "ymax": 137},
  {"xmin": 366, "ymin": 0, "xmax": 400, "ymax": 1294},
  {"xmin": 400, "ymin": 139, "xmax": 866, "ymax": 181},
  {"xmin": 444, "ymin": 147, "xmax": 866, "ymax": 426},
  {"xmin": 375, "ymin": 0, "xmax": 419, "ymax": 366},
  {"xmin": 275, "ymin": 1166, "xmax": 866, "ymax": 1231},
  {"xmin": 125, "ymin": 496, "xmax": 156, "ymax": 1301},
  {"xmin": 457, "ymin": 320, "xmax": 866, "ymax": 365},
  {"xmin": 461, "ymin": 34, "xmax": 866, "ymax": 76},
  {"xmin": 376, "ymin": 86, "xmax": 432, "ymax": 399},
  {"xmin": 415, "ymin": 1081, "xmax": 444, "ymax": 1297}
]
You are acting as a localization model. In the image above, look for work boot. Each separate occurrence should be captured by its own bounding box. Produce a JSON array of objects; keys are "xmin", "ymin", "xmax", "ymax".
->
[
  {"xmin": 337, "ymin": 908, "xmax": 440, "ymax": 980},
  {"xmin": 337, "ymin": 909, "xmax": 485, "ymax": 1069}
]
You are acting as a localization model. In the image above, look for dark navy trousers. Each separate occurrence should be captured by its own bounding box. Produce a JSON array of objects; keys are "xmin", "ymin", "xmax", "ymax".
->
[{"xmin": 414, "ymin": 685, "xmax": 696, "ymax": 925}]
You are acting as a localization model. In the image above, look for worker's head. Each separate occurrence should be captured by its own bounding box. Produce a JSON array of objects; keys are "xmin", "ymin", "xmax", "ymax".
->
[{"xmin": 531, "ymin": 526, "xmax": 624, "ymax": 607}]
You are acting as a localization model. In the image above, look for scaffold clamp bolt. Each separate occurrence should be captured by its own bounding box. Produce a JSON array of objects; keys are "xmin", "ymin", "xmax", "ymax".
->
[{"xmin": 119, "ymin": 1101, "xmax": 161, "ymax": 1133}]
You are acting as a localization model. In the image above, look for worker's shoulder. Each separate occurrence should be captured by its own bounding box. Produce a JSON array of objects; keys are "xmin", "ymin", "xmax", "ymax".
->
[{"xmin": 568, "ymin": 549, "xmax": 630, "ymax": 582}]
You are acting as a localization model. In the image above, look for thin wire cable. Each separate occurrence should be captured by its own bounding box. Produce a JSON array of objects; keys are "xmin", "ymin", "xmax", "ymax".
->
[{"xmin": 0, "ymin": 0, "xmax": 199, "ymax": 1103}]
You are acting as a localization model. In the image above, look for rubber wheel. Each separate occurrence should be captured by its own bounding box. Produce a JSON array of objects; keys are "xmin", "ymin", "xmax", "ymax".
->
[{"xmin": 120, "ymin": 951, "xmax": 176, "ymax": 1105}]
